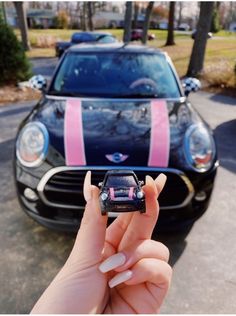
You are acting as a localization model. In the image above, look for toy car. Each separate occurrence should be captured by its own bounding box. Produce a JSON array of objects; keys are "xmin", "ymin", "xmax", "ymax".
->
[{"xmin": 99, "ymin": 170, "xmax": 145, "ymax": 215}]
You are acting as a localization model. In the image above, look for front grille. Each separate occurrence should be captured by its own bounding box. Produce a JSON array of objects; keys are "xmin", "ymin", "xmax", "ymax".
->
[{"xmin": 38, "ymin": 167, "xmax": 193, "ymax": 210}]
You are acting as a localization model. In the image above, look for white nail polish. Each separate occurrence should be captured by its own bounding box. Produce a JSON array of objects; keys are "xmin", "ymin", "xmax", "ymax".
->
[
  {"xmin": 83, "ymin": 171, "xmax": 92, "ymax": 202},
  {"xmin": 156, "ymin": 173, "xmax": 167, "ymax": 185},
  {"xmin": 99, "ymin": 252, "xmax": 126, "ymax": 273},
  {"xmin": 108, "ymin": 270, "xmax": 133, "ymax": 288}
]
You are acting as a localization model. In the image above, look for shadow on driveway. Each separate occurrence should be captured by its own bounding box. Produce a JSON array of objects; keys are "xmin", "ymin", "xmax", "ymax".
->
[
  {"xmin": 214, "ymin": 119, "xmax": 236, "ymax": 174},
  {"xmin": 209, "ymin": 93, "xmax": 236, "ymax": 106}
]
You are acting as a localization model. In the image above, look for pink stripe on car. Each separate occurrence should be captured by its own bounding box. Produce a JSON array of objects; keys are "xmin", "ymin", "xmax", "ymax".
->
[
  {"xmin": 128, "ymin": 187, "xmax": 134, "ymax": 200},
  {"xmin": 148, "ymin": 100, "xmax": 170, "ymax": 167},
  {"xmin": 64, "ymin": 99, "xmax": 86, "ymax": 166},
  {"xmin": 109, "ymin": 187, "xmax": 115, "ymax": 200}
]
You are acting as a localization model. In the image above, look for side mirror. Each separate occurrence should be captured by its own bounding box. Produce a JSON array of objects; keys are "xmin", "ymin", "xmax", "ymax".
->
[
  {"xmin": 28, "ymin": 75, "xmax": 47, "ymax": 92},
  {"xmin": 182, "ymin": 77, "xmax": 201, "ymax": 96}
]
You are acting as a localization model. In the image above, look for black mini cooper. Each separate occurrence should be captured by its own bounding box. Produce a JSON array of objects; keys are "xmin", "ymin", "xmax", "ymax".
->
[
  {"xmin": 14, "ymin": 43, "xmax": 218, "ymax": 231},
  {"xmin": 99, "ymin": 170, "xmax": 145, "ymax": 215}
]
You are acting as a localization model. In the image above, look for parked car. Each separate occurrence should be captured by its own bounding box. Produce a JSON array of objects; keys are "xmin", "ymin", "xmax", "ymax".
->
[
  {"xmin": 14, "ymin": 43, "xmax": 218, "ymax": 232},
  {"xmin": 178, "ymin": 23, "xmax": 190, "ymax": 31},
  {"xmin": 55, "ymin": 31, "xmax": 118, "ymax": 58},
  {"xmin": 191, "ymin": 30, "xmax": 213, "ymax": 39},
  {"xmin": 131, "ymin": 29, "xmax": 155, "ymax": 41}
]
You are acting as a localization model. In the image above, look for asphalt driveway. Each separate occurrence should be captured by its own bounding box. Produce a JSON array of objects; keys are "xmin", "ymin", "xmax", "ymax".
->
[{"xmin": 0, "ymin": 58, "xmax": 235, "ymax": 313}]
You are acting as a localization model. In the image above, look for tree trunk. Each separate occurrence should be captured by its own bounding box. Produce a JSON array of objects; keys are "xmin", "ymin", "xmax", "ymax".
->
[
  {"xmin": 133, "ymin": 2, "xmax": 139, "ymax": 29},
  {"xmin": 165, "ymin": 1, "xmax": 175, "ymax": 46},
  {"xmin": 87, "ymin": 2, "xmax": 94, "ymax": 31},
  {"xmin": 187, "ymin": 2, "xmax": 214, "ymax": 77},
  {"xmin": 1, "ymin": 2, "xmax": 7, "ymax": 24},
  {"xmin": 81, "ymin": 2, "xmax": 88, "ymax": 31},
  {"xmin": 177, "ymin": 2, "xmax": 183, "ymax": 27},
  {"xmin": 141, "ymin": 2, "xmax": 154, "ymax": 44},
  {"xmin": 123, "ymin": 2, "xmax": 133, "ymax": 43},
  {"xmin": 14, "ymin": 2, "xmax": 31, "ymax": 51}
]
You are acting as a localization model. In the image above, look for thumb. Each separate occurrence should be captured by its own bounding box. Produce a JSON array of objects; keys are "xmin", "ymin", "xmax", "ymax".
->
[{"xmin": 69, "ymin": 171, "xmax": 108, "ymax": 267}]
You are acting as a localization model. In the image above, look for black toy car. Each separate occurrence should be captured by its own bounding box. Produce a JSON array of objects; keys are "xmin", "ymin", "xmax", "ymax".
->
[
  {"xmin": 99, "ymin": 170, "xmax": 145, "ymax": 215},
  {"xmin": 14, "ymin": 43, "xmax": 218, "ymax": 232}
]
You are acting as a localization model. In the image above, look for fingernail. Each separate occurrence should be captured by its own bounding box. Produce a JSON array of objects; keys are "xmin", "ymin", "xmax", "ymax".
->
[
  {"xmin": 145, "ymin": 175, "xmax": 154, "ymax": 185},
  {"xmin": 83, "ymin": 171, "xmax": 92, "ymax": 202},
  {"xmin": 155, "ymin": 173, "xmax": 167, "ymax": 187},
  {"xmin": 99, "ymin": 252, "xmax": 126, "ymax": 273},
  {"xmin": 108, "ymin": 270, "xmax": 133, "ymax": 288}
]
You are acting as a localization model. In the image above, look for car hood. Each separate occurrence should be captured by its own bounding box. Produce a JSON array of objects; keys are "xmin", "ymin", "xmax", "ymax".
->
[{"xmin": 30, "ymin": 97, "xmax": 203, "ymax": 170}]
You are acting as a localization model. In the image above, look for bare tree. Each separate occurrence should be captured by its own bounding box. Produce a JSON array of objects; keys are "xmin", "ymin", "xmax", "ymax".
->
[
  {"xmin": 187, "ymin": 2, "xmax": 214, "ymax": 77},
  {"xmin": 133, "ymin": 2, "xmax": 139, "ymax": 29},
  {"xmin": 123, "ymin": 2, "xmax": 133, "ymax": 43},
  {"xmin": 141, "ymin": 2, "xmax": 154, "ymax": 44},
  {"xmin": 177, "ymin": 2, "xmax": 183, "ymax": 27},
  {"xmin": 14, "ymin": 2, "xmax": 31, "ymax": 51},
  {"xmin": 87, "ymin": 2, "xmax": 94, "ymax": 31},
  {"xmin": 80, "ymin": 2, "xmax": 88, "ymax": 31},
  {"xmin": 165, "ymin": 1, "xmax": 176, "ymax": 46}
]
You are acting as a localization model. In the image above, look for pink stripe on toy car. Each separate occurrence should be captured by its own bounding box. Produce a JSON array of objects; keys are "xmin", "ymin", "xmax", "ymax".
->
[
  {"xmin": 109, "ymin": 187, "xmax": 115, "ymax": 200},
  {"xmin": 64, "ymin": 99, "xmax": 86, "ymax": 166},
  {"xmin": 128, "ymin": 187, "xmax": 134, "ymax": 200},
  {"xmin": 148, "ymin": 100, "xmax": 170, "ymax": 167}
]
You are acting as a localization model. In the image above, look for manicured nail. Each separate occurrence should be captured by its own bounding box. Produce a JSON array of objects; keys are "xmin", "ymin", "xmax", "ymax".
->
[
  {"xmin": 145, "ymin": 175, "xmax": 154, "ymax": 185},
  {"xmin": 99, "ymin": 252, "xmax": 126, "ymax": 273},
  {"xmin": 83, "ymin": 171, "xmax": 92, "ymax": 202},
  {"xmin": 155, "ymin": 173, "xmax": 167, "ymax": 188},
  {"xmin": 108, "ymin": 270, "xmax": 133, "ymax": 288}
]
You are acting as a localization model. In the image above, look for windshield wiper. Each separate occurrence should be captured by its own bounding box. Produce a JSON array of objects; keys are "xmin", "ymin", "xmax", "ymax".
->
[
  {"xmin": 47, "ymin": 91, "xmax": 85, "ymax": 97},
  {"xmin": 114, "ymin": 93, "xmax": 159, "ymax": 99}
]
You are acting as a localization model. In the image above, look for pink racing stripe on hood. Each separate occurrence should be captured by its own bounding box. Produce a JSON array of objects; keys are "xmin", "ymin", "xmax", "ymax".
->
[
  {"xmin": 64, "ymin": 99, "xmax": 86, "ymax": 166},
  {"xmin": 148, "ymin": 100, "xmax": 170, "ymax": 167}
]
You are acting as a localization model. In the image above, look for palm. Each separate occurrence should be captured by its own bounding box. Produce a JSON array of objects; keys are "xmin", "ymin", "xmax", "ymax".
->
[{"xmin": 104, "ymin": 283, "xmax": 163, "ymax": 314}]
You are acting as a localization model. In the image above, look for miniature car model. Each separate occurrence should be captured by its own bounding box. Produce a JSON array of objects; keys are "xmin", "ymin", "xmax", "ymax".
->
[
  {"xmin": 99, "ymin": 170, "xmax": 145, "ymax": 215},
  {"xmin": 14, "ymin": 43, "xmax": 218, "ymax": 232}
]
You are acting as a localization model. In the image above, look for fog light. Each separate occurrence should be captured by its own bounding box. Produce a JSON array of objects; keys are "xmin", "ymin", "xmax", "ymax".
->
[
  {"xmin": 24, "ymin": 188, "xmax": 38, "ymax": 201},
  {"xmin": 194, "ymin": 191, "xmax": 207, "ymax": 202}
]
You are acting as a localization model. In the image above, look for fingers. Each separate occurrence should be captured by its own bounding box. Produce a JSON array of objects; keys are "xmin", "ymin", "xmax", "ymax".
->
[
  {"xmin": 109, "ymin": 258, "xmax": 172, "ymax": 294},
  {"xmin": 69, "ymin": 171, "xmax": 108, "ymax": 266},
  {"xmin": 118, "ymin": 174, "xmax": 166, "ymax": 250},
  {"xmin": 124, "ymin": 258, "xmax": 172, "ymax": 290},
  {"xmin": 105, "ymin": 213, "xmax": 134, "ymax": 250},
  {"xmin": 99, "ymin": 239, "xmax": 169, "ymax": 273}
]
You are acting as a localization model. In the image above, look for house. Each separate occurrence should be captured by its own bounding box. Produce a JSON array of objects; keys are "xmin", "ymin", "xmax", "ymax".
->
[
  {"xmin": 93, "ymin": 11, "xmax": 124, "ymax": 29},
  {"xmin": 5, "ymin": 7, "xmax": 55, "ymax": 29}
]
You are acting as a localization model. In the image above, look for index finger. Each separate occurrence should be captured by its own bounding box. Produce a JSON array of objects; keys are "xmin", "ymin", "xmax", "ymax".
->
[{"xmin": 118, "ymin": 174, "xmax": 166, "ymax": 251}]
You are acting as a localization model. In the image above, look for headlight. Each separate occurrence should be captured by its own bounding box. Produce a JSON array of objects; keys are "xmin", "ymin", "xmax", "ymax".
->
[
  {"xmin": 101, "ymin": 192, "xmax": 108, "ymax": 201},
  {"xmin": 16, "ymin": 122, "xmax": 49, "ymax": 167},
  {"xmin": 184, "ymin": 124, "xmax": 216, "ymax": 172},
  {"xmin": 136, "ymin": 191, "xmax": 144, "ymax": 199}
]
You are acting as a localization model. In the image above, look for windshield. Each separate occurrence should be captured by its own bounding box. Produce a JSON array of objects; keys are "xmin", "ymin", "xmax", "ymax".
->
[
  {"xmin": 105, "ymin": 175, "xmax": 138, "ymax": 187},
  {"xmin": 50, "ymin": 52, "xmax": 181, "ymax": 98}
]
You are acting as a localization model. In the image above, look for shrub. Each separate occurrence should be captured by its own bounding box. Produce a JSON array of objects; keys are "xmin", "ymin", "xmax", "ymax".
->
[
  {"xmin": 52, "ymin": 10, "xmax": 69, "ymax": 29},
  {"xmin": 210, "ymin": 8, "xmax": 221, "ymax": 33},
  {"xmin": 0, "ymin": 17, "xmax": 32, "ymax": 86}
]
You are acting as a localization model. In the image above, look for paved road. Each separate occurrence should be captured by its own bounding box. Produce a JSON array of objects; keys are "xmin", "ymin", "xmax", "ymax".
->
[{"xmin": 0, "ymin": 59, "xmax": 235, "ymax": 313}]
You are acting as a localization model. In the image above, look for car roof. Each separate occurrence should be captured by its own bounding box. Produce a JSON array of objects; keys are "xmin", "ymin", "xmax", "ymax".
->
[
  {"xmin": 68, "ymin": 43, "xmax": 164, "ymax": 55},
  {"xmin": 72, "ymin": 31, "xmax": 113, "ymax": 36}
]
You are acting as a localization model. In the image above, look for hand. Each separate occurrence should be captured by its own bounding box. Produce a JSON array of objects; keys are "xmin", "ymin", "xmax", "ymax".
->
[{"xmin": 31, "ymin": 172, "xmax": 172, "ymax": 314}]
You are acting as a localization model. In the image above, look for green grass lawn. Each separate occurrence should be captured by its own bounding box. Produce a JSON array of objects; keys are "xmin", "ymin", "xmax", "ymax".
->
[{"xmin": 16, "ymin": 28, "xmax": 235, "ymax": 89}]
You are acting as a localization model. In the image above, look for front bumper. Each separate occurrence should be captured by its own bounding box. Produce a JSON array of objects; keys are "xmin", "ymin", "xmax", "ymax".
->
[{"xmin": 15, "ymin": 163, "xmax": 218, "ymax": 232}]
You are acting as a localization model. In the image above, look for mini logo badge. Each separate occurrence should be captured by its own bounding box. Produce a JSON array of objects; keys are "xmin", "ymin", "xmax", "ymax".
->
[{"xmin": 105, "ymin": 152, "xmax": 129, "ymax": 164}]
